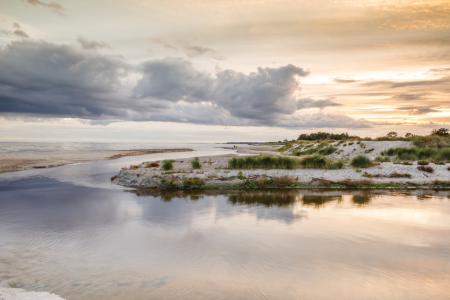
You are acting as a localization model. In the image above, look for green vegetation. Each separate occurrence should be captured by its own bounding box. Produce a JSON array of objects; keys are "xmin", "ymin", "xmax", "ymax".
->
[
  {"xmin": 228, "ymin": 154, "xmax": 344, "ymax": 170},
  {"xmin": 350, "ymin": 155, "xmax": 374, "ymax": 168},
  {"xmin": 374, "ymin": 156, "xmax": 391, "ymax": 162},
  {"xmin": 191, "ymin": 157, "xmax": 202, "ymax": 169},
  {"xmin": 298, "ymin": 155, "xmax": 344, "ymax": 170},
  {"xmin": 318, "ymin": 146, "xmax": 337, "ymax": 155},
  {"xmin": 418, "ymin": 160, "xmax": 429, "ymax": 165},
  {"xmin": 297, "ymin": 131, "xmax": 350, "ymax": 141},
  {"xmin": 228, "ymin": 155, "xmax": 299, "ymax": 169},
  {"xmin": 162, "ymin": 160, "xmax": 174, "ymax": 171},
  {"xmin": 183, "ymin": 177, "xmax": 205, "ymax": 188}
]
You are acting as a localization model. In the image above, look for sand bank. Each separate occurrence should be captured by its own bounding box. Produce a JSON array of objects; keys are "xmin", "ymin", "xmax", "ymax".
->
[
  {"xmin": 112, "ymin": 143, "xmax": 450, "ymax": 189},
  {"xmin": 0, "ymin": 148, "xmax": 193, "ymax": 174}
]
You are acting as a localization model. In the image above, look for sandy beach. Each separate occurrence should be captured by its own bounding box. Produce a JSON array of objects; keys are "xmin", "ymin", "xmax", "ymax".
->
[{"xmin": 0, "ymin": 148, "xmax": 193, "ymax": 173}]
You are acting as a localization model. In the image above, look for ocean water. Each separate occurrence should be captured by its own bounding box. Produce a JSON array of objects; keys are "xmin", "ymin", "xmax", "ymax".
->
[
  {"xmin": 0, "ymin": 142, "xmax": 225, "ymax": 153},
  {"xmin": 1, "ymin": 146, "xmax": 450, "ymax": 299}
]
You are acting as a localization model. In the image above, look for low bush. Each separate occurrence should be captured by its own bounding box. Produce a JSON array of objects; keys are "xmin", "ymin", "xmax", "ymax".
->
[
  {"xmin": 364, "ymin": 148, "xmax": 374, "ymax": 153},
  {"xmin": 191, "ymin": 157, "xmax": 202, "ymax": 169},
  {"xmin": 433, "ymin": 160, "xmax": 446, "ymax": 165},
  {"xmin": 389, "ymin": 172, "xmax": 412, "ymax": 178},
  {"xmin": 351, "ymin": 155, "xmax": 374, "ymax": 168},
  {"xmin": 129, "ymin": 165, "xmax": 139, "ymax": 170},
  {"xmin": 146, "ymin": 162, "xmax": 160, "ymax": 168},
  {"xmin": 183, "ymin": 177, "xmax": 205, "ymax": 188},
  {"xmin": 162, "ymin": 160, "xmax": 174, "ymax": 170},
  {"xmin": 273, "ymin": 175, "xmax": 296, "ymax": 187},
  {"xmin": 417, "ymin": 165, "xmax": 434, "ymax": 173},
  {"xmin": 418, "ymin": 160, "xmax": 429, "ymax": 165}
]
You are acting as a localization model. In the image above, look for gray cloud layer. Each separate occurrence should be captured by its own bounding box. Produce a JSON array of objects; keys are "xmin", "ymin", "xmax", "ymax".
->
[{"xmin": 0, "ymin": 39, "xmax": 370, "ymax": 128}]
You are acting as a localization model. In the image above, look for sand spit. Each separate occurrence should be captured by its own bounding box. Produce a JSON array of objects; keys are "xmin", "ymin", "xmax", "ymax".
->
[
  {"xmin": 0, "ymin": 148, "xmax": 193, "ymax": 174},
  {"xmin": 112, "ymin": 143, "xmax": 450, "ymax": 189},
  {"xmin": 0, "ymin": 287, "xmax": 65, "ymax": 300}
]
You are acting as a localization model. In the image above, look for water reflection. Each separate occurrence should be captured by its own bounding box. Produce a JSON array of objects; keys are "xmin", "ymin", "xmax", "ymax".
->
[
  {"xmin": 352, "ymin": 194, "xmax": 372, "ymax": 206},
  {"xmin": 301, "ymin": 195, "xmax": 342, "ymax": 208},
  {"xmin": 2, "ymin": 178, "xmax": 450, "ymax": 300}
]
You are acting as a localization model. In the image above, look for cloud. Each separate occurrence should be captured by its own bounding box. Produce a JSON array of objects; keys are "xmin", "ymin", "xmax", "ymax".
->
[
  {"xmin": 1, "ymin": 23, "xmax": 30, "ymax": 39},
  {"xmin": 182, "ymin": 44, "xmax": 226, "ymax": 60},
  {"xmin": 0, "ymin": 39, "xmax": 370, "ymax": 129},
  {"xmin": 390, "ymin": 93, "xmax": 429, "ymax": 101},
  {"xmin": 26, "ymin": 0, "xmax": 65, "ymax": 15},
  {"xmin": 0, "ymin": 40, "xmax": 129, "ymax": 118},
  {"xmin": 12, "ymin": 30, "xmax": 30, "ymax": 39},
  {"xmin": 150, "ymin": 38, "xmax": 226, "ymax": 60},
  {"xmin": 397, "ymin": 106, "xmax": 439, "ymax": 116},
  {"xmin": 150, "ymin": 38, "xmax": 178, "ymax": 50},
  {"xmin": 333, "ymin": 78, "xmax": 359, "ymax": 84},
  {"xmin": 77, "ymin": 36, "xmax": 112, "ymax": 50},
  {"xmin": 296, "ymin": 98, "xmax": 341, "ymax": 110}
]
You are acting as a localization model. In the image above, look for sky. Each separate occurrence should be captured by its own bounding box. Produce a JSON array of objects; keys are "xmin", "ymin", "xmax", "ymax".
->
[{"xmin": 0, "ymin": 0, "xmax": 449, "ymax": 142}]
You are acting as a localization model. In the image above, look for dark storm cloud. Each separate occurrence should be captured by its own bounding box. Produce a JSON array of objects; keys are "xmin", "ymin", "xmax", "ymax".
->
[
  {"xmin": 0, "ymin": 40, "xmax": 371, "ymax": 129},
  {"xmin": 26, "ymin": 0, "xmax": 65, "ymax": 15},
  {"xmin": 77, "ymin": 36, "xmax": 112, "ymax": 50},
  {"xmin": 0, "ymin": 40, "xmax": 129, "ymax": 118}
]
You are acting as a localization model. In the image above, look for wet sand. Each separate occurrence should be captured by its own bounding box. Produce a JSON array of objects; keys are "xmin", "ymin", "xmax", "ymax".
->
[{"xmin": 0, "ymin": 148, "xmax": 193, "ymax": 173}]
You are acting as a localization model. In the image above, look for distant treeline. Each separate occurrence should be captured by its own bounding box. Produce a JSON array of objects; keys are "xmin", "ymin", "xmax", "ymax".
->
[{"xmin": 297, "ymin": 132, "xmax": 352, "ymax": 141}]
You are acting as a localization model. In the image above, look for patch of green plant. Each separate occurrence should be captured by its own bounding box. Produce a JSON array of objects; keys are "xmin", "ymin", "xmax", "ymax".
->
[
  {"xmin": 374, "ymin": 156, "xmax": 391, "ymax": 162},
  {"xmin": 160, "ymin": 178, "xmax": 167, "ymax": 184},
  {"xmin": 228, "ymin": 155, "xmax": 300, "ymax": 169},
  {"xmin": 418, "ymin": 160, "xmax": 429, "ymax": 165},
  {"xmin": 350, "ymin": 155, "xmax": 374, "ymax": 168},
  {"xmin": 299, "ymin": 155, "xmax": 344, "ymax": 170},
  {"xmin": 318, "ymin": 146, "xmax": 337, "ymax": 155},
  {"xmin": 191, "ymin": 157, "xmax": 202, "ymax": 169},
  {"xmin": 162, "ymin": 160, "xmax": 174, "ymax": 171},
  {"xmin": 183, "ymin": 177, "xmax": 205, "ymax": 189}
]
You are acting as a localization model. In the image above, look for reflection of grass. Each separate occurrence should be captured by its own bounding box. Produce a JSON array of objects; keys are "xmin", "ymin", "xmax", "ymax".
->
[
  {"xmin": 228, "ymin": 191, "xmax": 296, "ymax": 207},
  {"xmin": 352, "ymin": 195, "xmax": 371, "ymax": 206},
  {"xmin": 301, "ymin": 195, "xmax": 342, "ymax": 208}
]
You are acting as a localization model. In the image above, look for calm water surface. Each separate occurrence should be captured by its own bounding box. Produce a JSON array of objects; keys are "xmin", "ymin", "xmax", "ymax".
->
[{"xmin": 1, "ymin": 145, "xmax": 450, "ymax": 299}]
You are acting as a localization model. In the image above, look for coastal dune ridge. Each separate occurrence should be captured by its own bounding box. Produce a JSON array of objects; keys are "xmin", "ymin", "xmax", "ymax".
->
[
  {"xmin": 113, "ymin": 142, "xmax": 450, "ymax": 189},
  {"xmin": 0, "ymin": 148, "xmax": 193, "ymax": 174}
]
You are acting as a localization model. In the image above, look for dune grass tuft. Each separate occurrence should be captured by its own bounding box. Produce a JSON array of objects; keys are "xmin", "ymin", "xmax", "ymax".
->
[
  {"xmin": 191, "ymin": 157, "xmax": 202, "ymax": 169},
  {"xmin": 350, "ymin": 155, "xmax": 374, "ymax": 168},
  {"xmin": 162, "ymin": 160, "xmax": 174, "ymax": 171}
]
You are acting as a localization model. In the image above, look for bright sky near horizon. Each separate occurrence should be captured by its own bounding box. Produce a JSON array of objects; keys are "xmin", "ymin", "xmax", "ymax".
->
[{"xmin": 0, "ymin": 0, "xmax": 449, "ymax": 142}]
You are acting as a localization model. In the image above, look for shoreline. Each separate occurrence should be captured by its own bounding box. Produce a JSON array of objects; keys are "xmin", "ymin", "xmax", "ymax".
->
[{"xmin": 0, "ymin": 148, "xmax": 193, "ymax": 174}]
